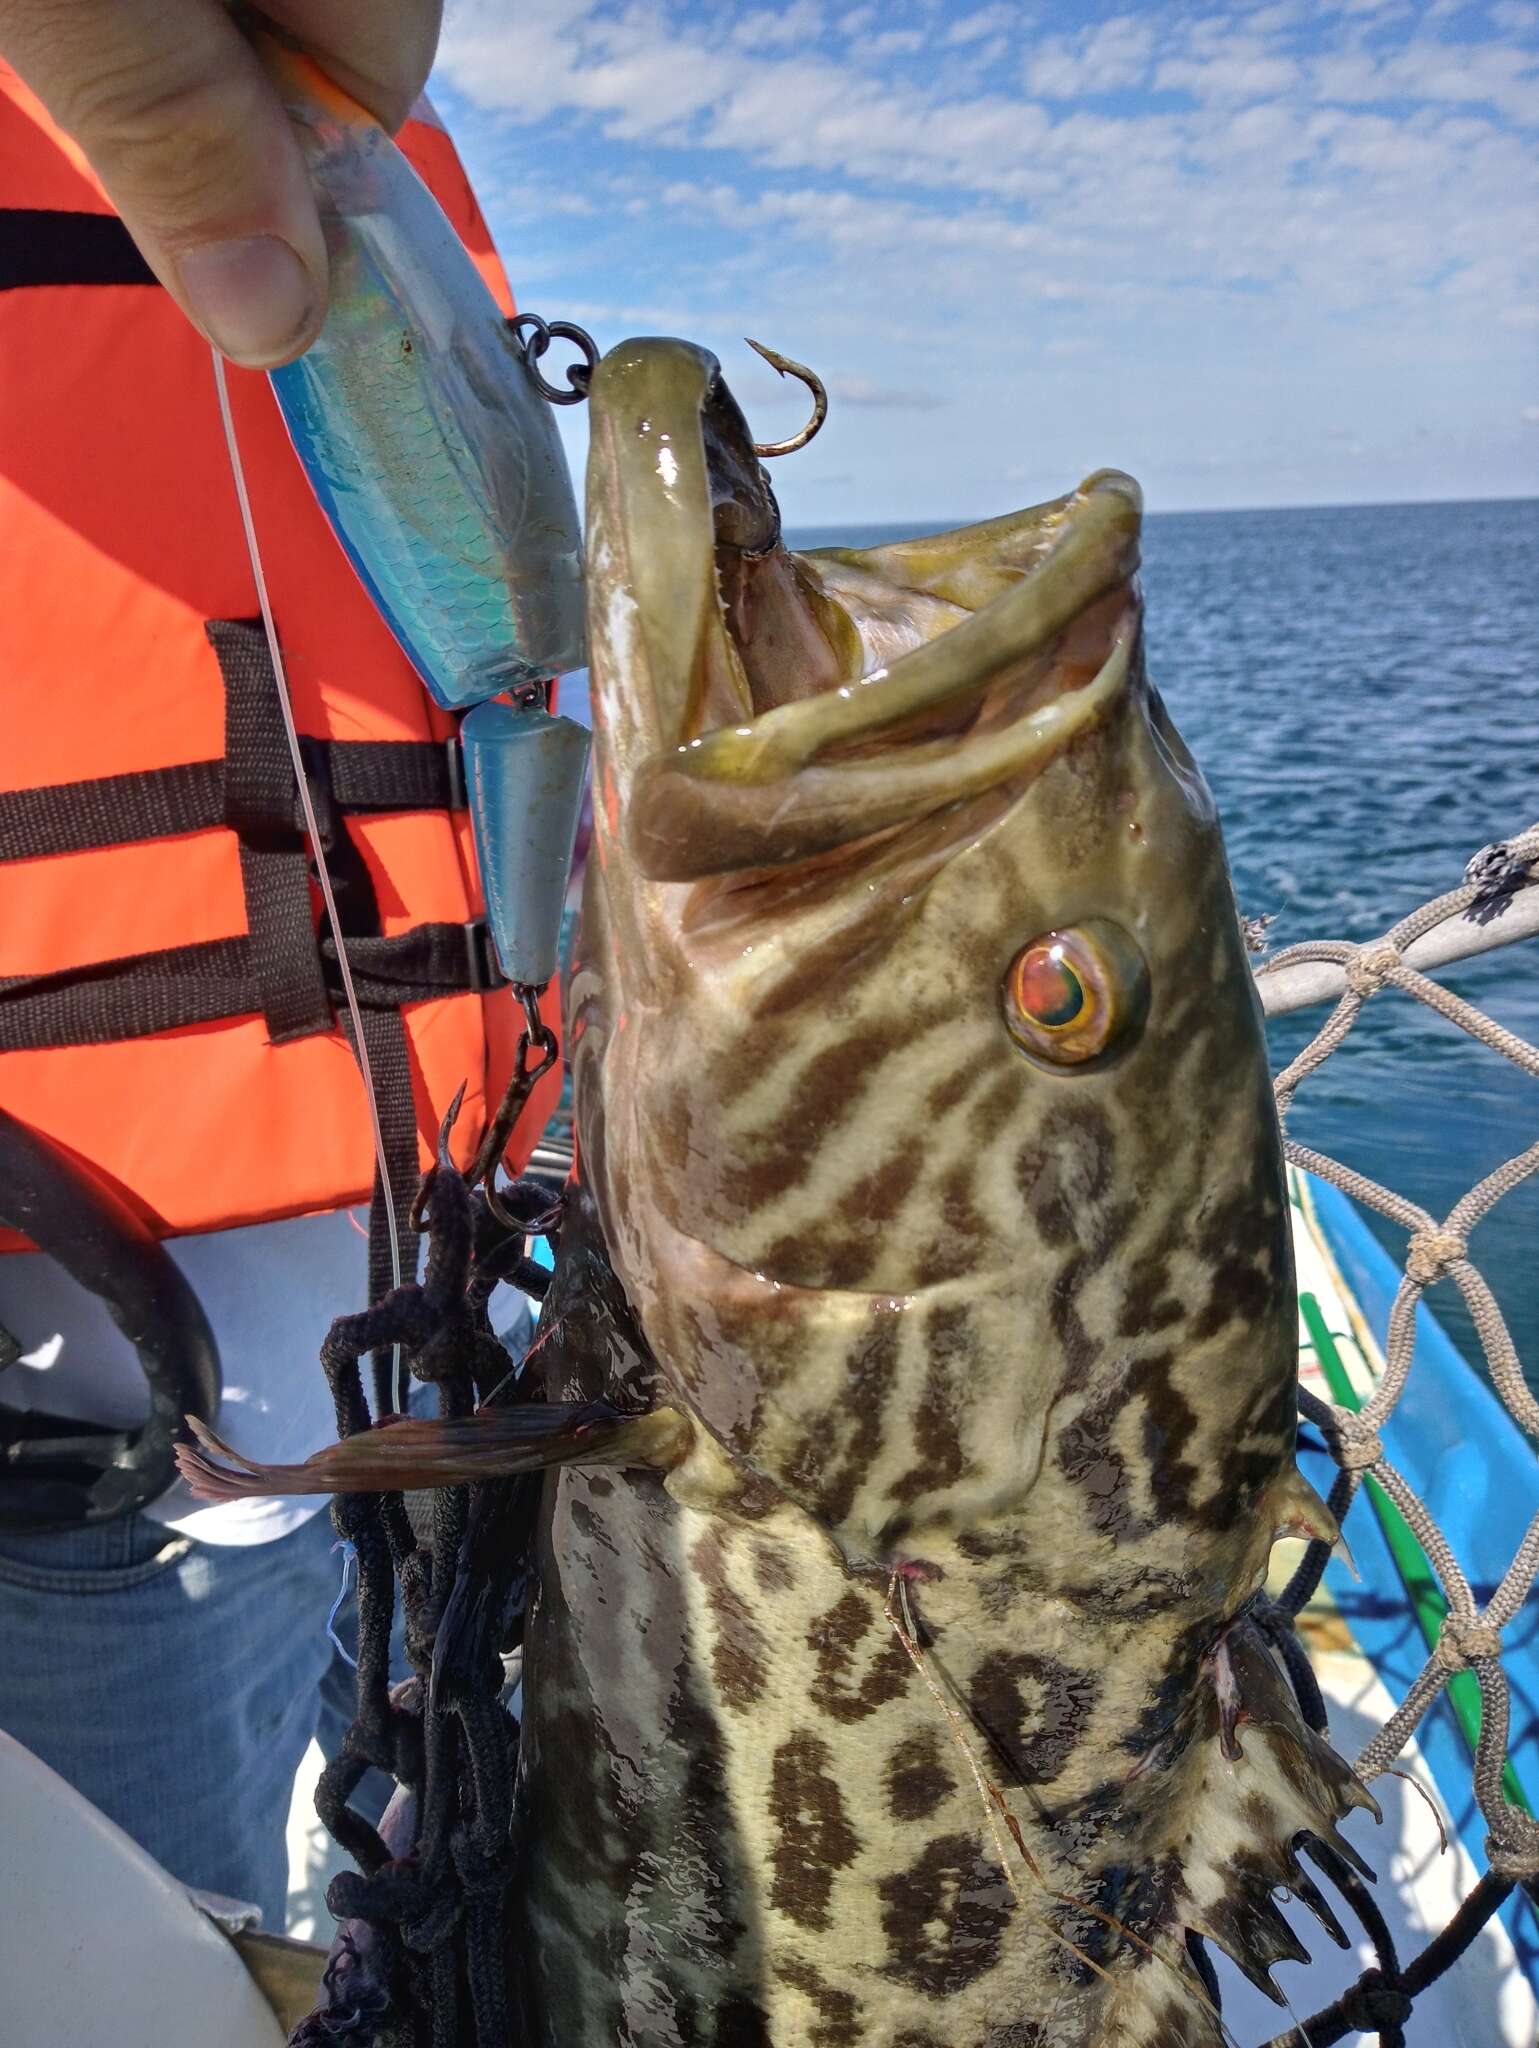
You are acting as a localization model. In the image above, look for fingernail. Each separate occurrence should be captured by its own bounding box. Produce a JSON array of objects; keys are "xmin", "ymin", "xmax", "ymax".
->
[{"xmin": 177, "ymin": 234, "xmax": 317, "ymax": 367}]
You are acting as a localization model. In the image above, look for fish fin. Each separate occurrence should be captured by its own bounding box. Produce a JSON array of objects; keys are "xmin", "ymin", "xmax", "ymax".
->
[
  {"xmin": 1180, "ymin": 1618, "xmax": 1378, "ymax": 2001},
  {"xmin": 1189, "ymin": 1887, "xmax": 1310, "ymax": 2004},
  {"xmin": 175, "ymin": 1403, "xmax": 691, "ymax": 1501},
  {"xmin": 1284, "ymin": 1857, "xmax": 1352, "ymax": 1949},
  {"xmin": 1270, "ymin": 1467, "xmax": 1357, "ymax": 1577}
]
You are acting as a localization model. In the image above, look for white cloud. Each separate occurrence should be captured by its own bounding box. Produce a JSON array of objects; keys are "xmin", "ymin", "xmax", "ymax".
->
[
  {"xmin": 432, "ymin": 1, "xmax": 1539, "ymax": 514},
  {"xmin": 732, "ymin": 1, "xmax": 826, "ymax": 50},
  {"xmin": 1521, "ymin": 405, "xmax": 1539, "ymax": 424},
  {"xmin": 830, "ymin": 375, "xmax": 947, "ymax": 408},
  {"xmin": 1024, "ymin": 15, "xmax": 1156, "ymax": 98},
  {"xmin": 1312, "ymin": 40, "xmax": 1539, "ymax": 125},
  {"xmin": 1154, "ymin": 51, "xmax": 1304, "ymax": 102},
  {"xmin": 945, "ymin": 5, "xmax": 1019, "ymax": 44},
  {"xmin": 865, "ymin": 29, "xmax": 925, "ymax": 57}
]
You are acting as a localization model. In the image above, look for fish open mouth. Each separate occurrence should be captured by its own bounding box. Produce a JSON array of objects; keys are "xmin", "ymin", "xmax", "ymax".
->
[{"xmin": 586, "ymin": 340, "xmax": 1143, "ymax": 881}]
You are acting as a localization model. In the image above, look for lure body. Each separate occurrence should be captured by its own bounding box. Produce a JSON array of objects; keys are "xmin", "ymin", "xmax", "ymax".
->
[{"xmin": 267, "ymin": 61, "xmax": 585, "ymax": 709}]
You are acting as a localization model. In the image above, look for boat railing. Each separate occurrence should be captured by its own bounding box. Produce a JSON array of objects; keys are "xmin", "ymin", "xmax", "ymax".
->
[{"xmin": 1256, "ymin": 828, "xmax": 1539, "ymax": 1021}]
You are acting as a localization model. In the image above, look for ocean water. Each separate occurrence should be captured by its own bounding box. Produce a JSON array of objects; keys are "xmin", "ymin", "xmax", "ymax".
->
[{"xmin": 787, "ymin": 499, "xmax": 1539, "ymax": 1391}]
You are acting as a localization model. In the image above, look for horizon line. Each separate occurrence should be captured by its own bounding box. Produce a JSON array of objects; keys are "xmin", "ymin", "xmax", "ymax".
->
[{"xmin": 785, "ymin": 489, "xmax": 1539, "ymax": 530}]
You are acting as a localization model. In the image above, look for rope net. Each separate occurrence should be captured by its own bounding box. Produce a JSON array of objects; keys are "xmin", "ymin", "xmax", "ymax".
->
[{"xmin": 1254, "ymin": 820, "xmax": 1539, "ymax": 2047}]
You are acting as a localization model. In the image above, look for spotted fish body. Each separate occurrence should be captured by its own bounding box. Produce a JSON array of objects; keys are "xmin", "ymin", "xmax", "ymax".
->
[{"xmin": 507, "ymin": 341, "xmax": 1374, "ymax": 2046}]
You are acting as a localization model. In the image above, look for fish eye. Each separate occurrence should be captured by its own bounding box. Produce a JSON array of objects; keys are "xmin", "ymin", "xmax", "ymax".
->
[{"xmin": 1003, "ymin": 920, "xmax": 1149, "ymax": 1070}]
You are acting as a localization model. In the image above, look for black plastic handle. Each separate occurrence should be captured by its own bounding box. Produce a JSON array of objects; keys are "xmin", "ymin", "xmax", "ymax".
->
[{"xmin": 0, "ymin": 1108, "xmax": 221, "ymax": 1529}]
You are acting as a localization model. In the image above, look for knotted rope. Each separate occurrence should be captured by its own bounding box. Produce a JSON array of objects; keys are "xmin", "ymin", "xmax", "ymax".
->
[{"xmin": 1257, "ymin": 823, "xmax": 1539, "ymax": 2046}]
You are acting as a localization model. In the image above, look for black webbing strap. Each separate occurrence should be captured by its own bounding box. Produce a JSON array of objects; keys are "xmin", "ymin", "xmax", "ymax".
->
[
  {"xmin": 209, "ymin": 619, "xmax": 332, "ymax": 1042},
  {"xmin": 0, "ymin": 761, "xmax": 224, "ymax": 861},
  {"xmin": 0, "ymin": 740, "xmax": 465, "ymax": 863},
  {"xmin": 356, "ymin": 1007, "xmax": 425, "ymax": 1417},
  {"xmin": 0, "ymin": 210, "xmax": 156, "ymax": 292},
  {"xmin": 0, "ymin": 923, "xmax": 503, "ymax": 1052},
  {"xmin": 0, "ymin": 935, "xmax": 255, "ymax": 1049}
]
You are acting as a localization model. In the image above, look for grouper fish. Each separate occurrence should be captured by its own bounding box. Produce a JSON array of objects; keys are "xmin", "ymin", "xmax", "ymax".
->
[{"xmin": 185, "ymin": 338, "xmax": 1375, "ymax": 2047}]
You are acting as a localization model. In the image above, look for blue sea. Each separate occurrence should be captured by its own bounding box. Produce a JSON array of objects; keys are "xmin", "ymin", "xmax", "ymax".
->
[{"xmin": 788, "ymin": 500, "xmax": 1539, "ymax": 1390}]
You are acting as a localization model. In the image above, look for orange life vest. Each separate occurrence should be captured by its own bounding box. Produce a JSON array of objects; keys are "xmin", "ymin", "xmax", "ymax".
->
[{"xmin": 0, "ymin": 70, "xmax": 563, "ymax": 1255}]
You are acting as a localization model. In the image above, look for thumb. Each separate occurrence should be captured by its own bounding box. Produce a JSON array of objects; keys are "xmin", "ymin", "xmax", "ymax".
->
[{"xmin": 2, "ymin": 0, "xmax": 326, "ymax": 366}]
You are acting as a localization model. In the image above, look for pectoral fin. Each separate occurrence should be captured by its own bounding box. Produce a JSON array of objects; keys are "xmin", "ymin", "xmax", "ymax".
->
[
  {"xmin": 176, "ymin": 1403, "xmax": 692, "ymax": 1501},
  {"xmin": 1271, "ymin": 1466, "xmax": 1358, "ymax": 1577}
]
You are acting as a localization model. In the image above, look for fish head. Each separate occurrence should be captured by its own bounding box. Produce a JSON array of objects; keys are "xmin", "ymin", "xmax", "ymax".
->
[{"xmin": 576, "ymin": 339, "xmax": 1292, "ymax": 1565}]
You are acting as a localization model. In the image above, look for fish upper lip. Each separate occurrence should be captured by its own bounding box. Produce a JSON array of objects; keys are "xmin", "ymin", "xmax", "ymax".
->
[{"xmin": 586, "ymin": 340, "xmax": 1145, "ymax": 879}]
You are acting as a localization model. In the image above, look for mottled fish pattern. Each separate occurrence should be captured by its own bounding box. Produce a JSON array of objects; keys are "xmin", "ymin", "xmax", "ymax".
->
[{"xmin": 507, "ymin": 341, "xmax": 1375, "ymax": 2047}]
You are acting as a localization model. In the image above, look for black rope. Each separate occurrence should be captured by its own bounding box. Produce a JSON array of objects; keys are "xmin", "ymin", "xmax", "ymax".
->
[
  {"xmin": 1253, "ymin": 1384, "xmax": 1529, "ymax": 2047},
  {"xmin": 1256, "ymin": 1851, "xmax": 1521, "ymax": 2046},
  {"xmin": 296, "ymin": 1129, "xmax": 543, "ymax": 2045},
  {"xmin": 1255, "ymin": 1598, "xmax": 1330, "ymax": 1734}
]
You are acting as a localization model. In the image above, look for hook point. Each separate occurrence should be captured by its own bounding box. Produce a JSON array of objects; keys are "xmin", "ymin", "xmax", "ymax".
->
[{"xmin": 745, "ymin": 340, "xmax": 828, "ymax": 458}]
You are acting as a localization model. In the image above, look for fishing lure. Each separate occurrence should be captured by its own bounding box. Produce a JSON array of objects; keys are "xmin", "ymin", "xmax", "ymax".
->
[
  {"xmin": 257, "ymin": 45, "xmax": 591, "ymax": 1000},
  {"xmin": 265, "ymin": 49, "xmax": 585, "ymax": 711}
]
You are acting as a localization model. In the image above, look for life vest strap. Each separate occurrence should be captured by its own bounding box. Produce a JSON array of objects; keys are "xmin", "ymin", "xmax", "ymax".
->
[
  {"xmin": 0, "ymin": 739, "xmax": 465, "ymax": 863},
  {"xmin": 0, "ymin": 919, "xmax": 505, "ymax": 1051},
  {"xmin": 0, "ymin": 621, "xmax": 482, "ymax": 1054},
  {"xmin": 352, "ymin": 1003, "xmax": 424, "ymax": 1417},
  {"xmin": 0, "ymin": 208, "xmax": 155, "ymax": 292}
]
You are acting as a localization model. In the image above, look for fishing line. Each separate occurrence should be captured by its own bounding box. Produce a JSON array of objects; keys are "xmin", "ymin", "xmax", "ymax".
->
[{"xmin": 212, "ymin": 350, "xmax": 406, "ymax": 1413}]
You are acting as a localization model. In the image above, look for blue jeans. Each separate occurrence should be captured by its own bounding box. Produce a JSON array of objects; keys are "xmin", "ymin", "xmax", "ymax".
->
[{"xmin": 0, "ymin": 1503, "xmax": 391, "ymax": 1930}]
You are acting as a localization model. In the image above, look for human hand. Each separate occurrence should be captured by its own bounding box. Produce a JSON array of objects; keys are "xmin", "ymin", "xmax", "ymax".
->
[{"xmin": 1, "ymin": 1, "xmax": 443, "ymax": 366}]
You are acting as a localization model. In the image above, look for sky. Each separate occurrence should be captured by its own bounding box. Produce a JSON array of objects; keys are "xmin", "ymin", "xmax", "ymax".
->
[{"xmin": 428, "ymin": 0, "xmax": 1539, "ymax": 524}]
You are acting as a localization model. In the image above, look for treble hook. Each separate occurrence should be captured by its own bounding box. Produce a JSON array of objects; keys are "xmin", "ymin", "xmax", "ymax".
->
[{"xmin": 746, "ymin": 339, "xmax": 828, "ymax": 457}]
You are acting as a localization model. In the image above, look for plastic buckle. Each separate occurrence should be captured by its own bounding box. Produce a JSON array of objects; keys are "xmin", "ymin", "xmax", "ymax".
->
[
  {"xmin": 445, "ymin": 735, "xmax": 468, "ymax": 812},
  {"xmin": 295, "ymin": 735, "xmax": 338, "ymax": 851},
  {"xmin": 464, "ymin": 920, "xmax": 507, "ymax": 994}
]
